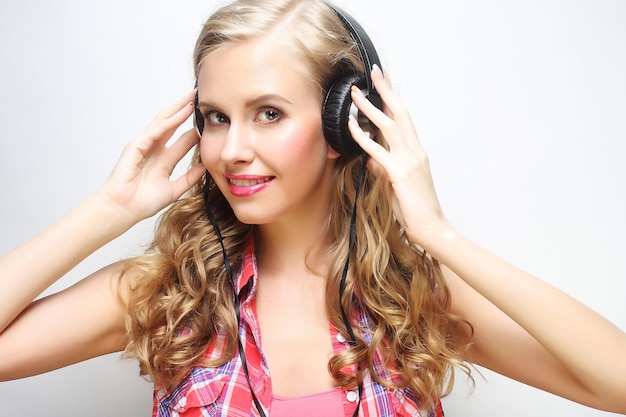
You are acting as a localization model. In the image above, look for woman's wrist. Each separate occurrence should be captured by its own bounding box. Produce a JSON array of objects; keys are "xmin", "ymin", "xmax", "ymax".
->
[
  {"xmin": 407, "ymin": 217, "xmax": 460, "ymax": 259},
  {"xmin": 75, "ymin": 191, "xmax": 140, "ymax": 245}
]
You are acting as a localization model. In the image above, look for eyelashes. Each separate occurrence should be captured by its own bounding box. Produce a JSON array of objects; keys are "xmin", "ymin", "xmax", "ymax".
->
[
  {"xmin": 204, "ymin": 111, "xmax": 230, "ymax": 125},
  {"xmin": 255, "ymin": 107, "xmax": 281, "ymax": 123},
  {"xmin": 201, "ymin": 107, "xmax": 283, "ymax": 126}
]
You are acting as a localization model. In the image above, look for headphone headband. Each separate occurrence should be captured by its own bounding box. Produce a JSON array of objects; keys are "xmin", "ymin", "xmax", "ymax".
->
[{"xmin": 327, "ymin": 4, "xmax": 381, "ymax": 95}]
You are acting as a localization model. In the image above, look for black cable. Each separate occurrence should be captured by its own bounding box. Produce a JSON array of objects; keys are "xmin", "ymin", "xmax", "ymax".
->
[
  {"xmin": 205, "ymin": 154, "xmax": 367, "ymax": 416},
  {"xmin": 204, "ymin": 175, "xmax": 267, "ymax": 417},
  {"xmin": 338, "ymin": 156, "xmax": 368, "ymax": 417}
]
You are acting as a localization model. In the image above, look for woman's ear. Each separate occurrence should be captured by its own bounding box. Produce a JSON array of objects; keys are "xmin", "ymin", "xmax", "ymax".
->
[{"xmin": 326, "ymin": 143, "xmax": 342, "ymax": 160}]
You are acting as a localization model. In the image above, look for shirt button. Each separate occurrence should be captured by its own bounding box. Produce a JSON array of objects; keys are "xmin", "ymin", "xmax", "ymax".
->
[
  {"xmin": 346, "ymin": 390, "xmax": 359, "ymax": 403},
  {"xmin": 336, "ymin": 333, "xmax": 347, "ymax": 344}
]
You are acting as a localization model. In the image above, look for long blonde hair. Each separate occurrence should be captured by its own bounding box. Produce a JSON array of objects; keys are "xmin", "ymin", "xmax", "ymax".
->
[{"xmin": 123, "ymin": 0, "xmax": 472, "ymax": 403}]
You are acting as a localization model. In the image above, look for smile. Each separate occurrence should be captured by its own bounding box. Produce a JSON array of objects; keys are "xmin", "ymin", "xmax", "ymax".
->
[
  {"xmin": 226, "ymin": 175, "xmax": 275, "ymax": 197},
  {"xmin": 229, "ymin": 177, "xmax": 272, "ymax": 187}
]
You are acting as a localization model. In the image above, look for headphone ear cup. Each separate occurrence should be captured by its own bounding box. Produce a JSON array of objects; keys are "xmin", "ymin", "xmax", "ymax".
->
[
  {"xmin": 322, "ymin": 73, "xmax": 367, "ymax": 159},
  {"xmin": 194, "ymin": 92, "xmax": 204, "ymax": 137}
]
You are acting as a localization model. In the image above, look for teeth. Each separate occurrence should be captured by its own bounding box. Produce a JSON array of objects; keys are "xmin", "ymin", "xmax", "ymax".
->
[{"xmin": 230, "ymin": 178, "xmax": 270, "ymax": 187}]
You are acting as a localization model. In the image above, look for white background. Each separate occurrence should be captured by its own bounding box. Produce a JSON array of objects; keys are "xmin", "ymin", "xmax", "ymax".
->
[{"xmin": 1, "ymin": 0, "xmax": 625, "ymax": 416}]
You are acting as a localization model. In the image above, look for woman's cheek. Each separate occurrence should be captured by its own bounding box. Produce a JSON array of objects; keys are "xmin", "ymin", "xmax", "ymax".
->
[
  {"xmin": 199, "ymin": 138, "xmax": 220, "ymax": 170},
  {"xmin": 273, "ymin": 121, "xmax": 326, "ymax": 162}
]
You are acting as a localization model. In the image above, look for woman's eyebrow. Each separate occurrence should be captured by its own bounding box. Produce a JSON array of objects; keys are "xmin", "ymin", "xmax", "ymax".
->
[
  {"xmin": 197, "ymin": 94, "xmax": 293, "ymax": 111},
  {"xmin": 245, "ymin": 94, "xmax": 293, "ymax": 108},
  {"xmin": 196, "ymin": 98, "xmax": 221, "ymax": 110}
]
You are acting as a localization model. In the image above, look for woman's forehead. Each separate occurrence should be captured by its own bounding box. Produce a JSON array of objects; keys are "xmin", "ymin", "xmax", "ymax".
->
[{"xmin": 196, "ymin": 37, "xmax": 318, "ymax": 103}]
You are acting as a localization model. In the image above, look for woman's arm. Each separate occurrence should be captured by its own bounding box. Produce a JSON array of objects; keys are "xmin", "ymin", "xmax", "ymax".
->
[
  {"xmin": 0, "ymin": 262, "xmax": 130, "ymax": 380},
  {"xmin": 349, "ymin": 65, "xmax": 626, "ymax": 414},
  {"xmin": 0, "ymin": 191, "xmax": 134, "ymax": 336},
  {"xmin": 438, "ymin": 238, "xmax": 626, "ymax": 413},
  {"xmin": 0, "ymin": 91, "xmax": 204, "ymax": 379}
]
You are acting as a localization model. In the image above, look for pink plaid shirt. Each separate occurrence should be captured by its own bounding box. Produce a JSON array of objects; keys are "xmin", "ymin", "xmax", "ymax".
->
[{"xmin": 153, "ymin": 238, "xmax": 444, "ymax": 417}]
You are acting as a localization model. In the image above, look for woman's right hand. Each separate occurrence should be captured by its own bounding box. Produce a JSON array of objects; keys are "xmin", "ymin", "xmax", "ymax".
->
[
  {"xmin": 0, "ymin": 91, "xmax": 205, "ymax": 337},
  {"xmin": 0, "ymin": 91, "xmax": 206, "ymax": 376},
  {"xmin": 97, "ymin": 90, "xmax": 205, "ymax": 227}
]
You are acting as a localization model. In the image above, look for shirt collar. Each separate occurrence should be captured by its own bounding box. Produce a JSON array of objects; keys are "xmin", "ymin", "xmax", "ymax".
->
[{"xmin": 234, "ymin": 234, "xmax": 257, "ymax": 297}]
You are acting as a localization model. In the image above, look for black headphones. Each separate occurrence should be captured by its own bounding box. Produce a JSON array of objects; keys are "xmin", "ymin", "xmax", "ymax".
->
[{"xmin": 194, "ymin": 3, "xmax": 383, "ymax": 160}]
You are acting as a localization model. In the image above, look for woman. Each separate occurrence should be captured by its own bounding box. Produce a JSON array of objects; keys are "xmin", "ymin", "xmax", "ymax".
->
[{"xmin": 0, "ymin": 0, "xmax": 625, "ymax": 416}]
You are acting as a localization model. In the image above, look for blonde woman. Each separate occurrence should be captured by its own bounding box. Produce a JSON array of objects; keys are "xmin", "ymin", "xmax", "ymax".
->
[{"xmin": 1, "ymin": 1, "xmax": 625, "ymax": 416}]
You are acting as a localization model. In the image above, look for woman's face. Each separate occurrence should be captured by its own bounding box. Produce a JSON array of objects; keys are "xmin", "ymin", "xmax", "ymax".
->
[{"xmin": 197, "ymin": 36, "xmax": 340, "ymax": 228}]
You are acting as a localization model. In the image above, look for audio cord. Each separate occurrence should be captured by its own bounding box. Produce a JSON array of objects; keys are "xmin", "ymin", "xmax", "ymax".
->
[{"xmin": 203, "ymin": 155, "xmax": 368, "ymax": 417}]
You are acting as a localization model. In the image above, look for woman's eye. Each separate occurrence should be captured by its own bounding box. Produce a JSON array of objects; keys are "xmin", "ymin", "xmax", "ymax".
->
[
  {"xmin": 205, "ymin": 111, "xmax": 230, "ymax": 125},
  {"xmin": 256, "ymin": 108, "xmax": 281, "ymax": 123}
]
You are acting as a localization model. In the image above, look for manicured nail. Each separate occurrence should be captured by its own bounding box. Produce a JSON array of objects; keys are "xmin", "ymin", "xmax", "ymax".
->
[
  {"xmin": 351, "ymin": 85, "xmax": 365, "ymax": 97},
  {"xmin": 372, "ymin": 64, "xmax": 383, "ymax": 78}
]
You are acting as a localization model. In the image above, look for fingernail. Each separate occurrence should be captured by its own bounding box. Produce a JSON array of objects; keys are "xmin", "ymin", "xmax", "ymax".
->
[
  {"xmin": 351, "ymin": 85, "xmax": 365, "ymax": 97},
  {"xmin": 372, "ymin": 64, "xmax": 383, "ymax": 78}
]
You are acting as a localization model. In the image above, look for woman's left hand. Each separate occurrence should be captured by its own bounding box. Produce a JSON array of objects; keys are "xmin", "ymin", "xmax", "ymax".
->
[{"xmin": 348, "ymin": 65, "xmax": 451, "ymax": 247}]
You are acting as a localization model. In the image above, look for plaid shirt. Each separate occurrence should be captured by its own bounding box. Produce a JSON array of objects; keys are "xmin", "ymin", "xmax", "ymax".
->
[{"xmin": 153, "ymin": 238, "xmax": 444, "ymax": 417}]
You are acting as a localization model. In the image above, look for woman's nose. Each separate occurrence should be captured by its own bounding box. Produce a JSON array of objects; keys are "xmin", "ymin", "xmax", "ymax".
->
[{"xmin": 220, "ymin": 121, "xmax": 254, "ymax": 164}]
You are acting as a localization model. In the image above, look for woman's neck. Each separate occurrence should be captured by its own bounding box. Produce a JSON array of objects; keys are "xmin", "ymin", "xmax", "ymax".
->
[{"xmin": 255, "ymin": 216, "xmax": 331, "ymax": 284}]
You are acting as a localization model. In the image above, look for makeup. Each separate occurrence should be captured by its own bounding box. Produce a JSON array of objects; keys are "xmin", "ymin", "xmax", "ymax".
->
[{"xmin": 226, "ymin": 174, "xmax": 274, "ymax": 197}]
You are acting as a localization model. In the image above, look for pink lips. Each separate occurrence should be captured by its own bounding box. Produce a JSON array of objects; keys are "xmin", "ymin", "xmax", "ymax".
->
[{"xmin": 226, "ymin": 174, "xmax": 274, "ymax": 197}]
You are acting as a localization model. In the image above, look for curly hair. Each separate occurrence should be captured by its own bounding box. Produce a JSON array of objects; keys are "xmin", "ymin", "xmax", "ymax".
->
[
  {"xmin": 325, "ymin": 156, "xmax": 473, "ymax": 401},
  {"xmin": 122, "ymin": 0, "xmax": 473, "ymax": 404}
]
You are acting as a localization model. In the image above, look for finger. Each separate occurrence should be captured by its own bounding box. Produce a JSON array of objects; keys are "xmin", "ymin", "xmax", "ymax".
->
[
  {"xmin": 350, "ymin": 85, "xmax": 414, "ymax": 158},
  {"xmin": 164, "ymin": 128, "xmax": 200, "ymax": 169},
  {"xmin": 156, "ymin": 89, "xmax": 197, "ymax": 121},
  {"xmin": 350, "ymin": 85, "xmax": 392, "ymax": 133},
  {"xmin": 170, "ymin": 162, "xmax": 206, "ymax": 200},
  {"xmin": 143, "ymin": 97, "xmax": 196, "ymax": 145},
  {"xmin": 370, "ymin": 65, "xmax": 406, "ymax": 119},
  {"xmin": 350, "ymin": 82, "xmax": 414, "ymax": 153},
  {"xmin": 370, "ymin": 66, "xmax": 422, "ymax": 144},
  {"xmin": 152, "ymin": 98, "xmax": 195, "ymax": 131},
  {"xmin": 348, "ymin": 114, "xmax": 394, "ymax": 170},
  {"xmin": 354, "ymin": 73, "xmax": 425, "ymax": 158}
]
